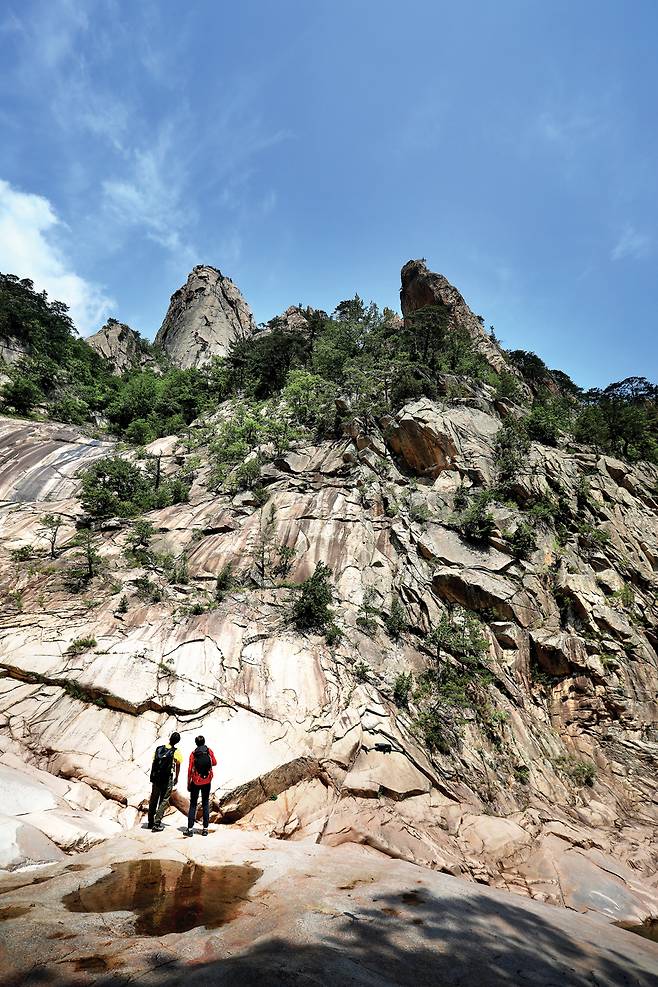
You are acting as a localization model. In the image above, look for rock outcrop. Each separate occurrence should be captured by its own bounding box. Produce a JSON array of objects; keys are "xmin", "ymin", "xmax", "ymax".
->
[
  {"xmin": 1, "ymin": 263, "xmax": 657, "ymax": 959},
  {"xmin": 86, "ymin": 318, "xmax": 154, "ymax": 375},
  {"xmin": 2, "ymin": 827, "xmax": 657, "ymax": 985},
  {"xmin": 400, "ymin": 259, "xmax": 515, "ymax": 377},
  {"xmin": 155, "ymin": 265, "xmax": 257, "ymax": 369},
  {"xmin": 0, "ymin": 336, "xmax": 26, "ymax": 366},
  {"xmin": 1, "ymin": 399, "xmax": 657, "ymax": 929}
]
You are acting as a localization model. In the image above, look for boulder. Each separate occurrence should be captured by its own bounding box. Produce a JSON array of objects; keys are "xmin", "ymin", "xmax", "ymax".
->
[{"xmin": 386, "ymin": 399, "xmax": 499, "ymax": 481}]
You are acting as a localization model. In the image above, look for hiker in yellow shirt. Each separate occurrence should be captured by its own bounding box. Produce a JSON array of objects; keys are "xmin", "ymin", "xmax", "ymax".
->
[{"xmin": 148, "ymin": 731, "xmax": 183, "ymax": 831}]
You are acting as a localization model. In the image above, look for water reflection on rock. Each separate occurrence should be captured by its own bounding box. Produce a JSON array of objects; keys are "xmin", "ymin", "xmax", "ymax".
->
[{"xmin": 63, "ymin": 859, "xmax": 262, "ymax": 936}]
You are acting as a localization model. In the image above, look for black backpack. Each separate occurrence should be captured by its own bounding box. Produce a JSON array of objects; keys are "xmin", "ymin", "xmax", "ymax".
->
[
  {"xmin": 151, "ymin": 744, "xmax": 175, "ymax": 784},
  {"xmin": 193, "ymin": 745, "xmax": 212, "ymax": 779}
]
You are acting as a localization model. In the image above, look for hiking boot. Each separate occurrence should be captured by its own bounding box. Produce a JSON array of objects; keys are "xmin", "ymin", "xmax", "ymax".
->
[
  {"xmin": 202, "ymin": 828, "xmax": 208, "ymax": 836},
  {"xmin": 152, "ymin": 824, "xmax": 165, "ymax": 832},
  {"xmin": 184, "ymin": 828, "xmax": 193, "ymax": 837}
]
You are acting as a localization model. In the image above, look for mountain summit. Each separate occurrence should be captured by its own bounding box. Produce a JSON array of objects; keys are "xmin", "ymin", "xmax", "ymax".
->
[
  {"xmin": 401, "ymin": 259, "xmax": 513, "ymax": 377},
  {"xmin": 155, "ymin": 265, "xmax": 257, "ymax": 369}
]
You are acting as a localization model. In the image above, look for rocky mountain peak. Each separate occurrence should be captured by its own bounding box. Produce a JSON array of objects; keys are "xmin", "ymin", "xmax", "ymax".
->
[
  {"xmin": 86, "ymin": 318, "xmax": 148, "ymax": 375},
  {"xmin": 155, "ymin": 265, "xmax": 257, "ymax": 370},
  {"xmin": 400, "ymin": 259, "xmax": 513, "ymax": 376}
]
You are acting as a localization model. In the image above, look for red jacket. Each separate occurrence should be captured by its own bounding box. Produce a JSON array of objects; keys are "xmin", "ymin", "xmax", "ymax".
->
[{"xmin": 188, "ymin": 747, "xmax": 217, "ymax": 788}]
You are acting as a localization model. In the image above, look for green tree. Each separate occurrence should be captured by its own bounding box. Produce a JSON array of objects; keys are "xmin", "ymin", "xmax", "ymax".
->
[
  {"xmin": 71, "ymin": 528, "xmax": 102, "ymax": 581},
  {"xmin": 290, "ymin": 562, "xmax": 336, "ymax": 634},
  {"xmin": 81, "ymin": 457, "xmax": 152, "ymax": 518},
  {"xmin": 39, "ymin": 513, "xmax": 65, "ymax": 558},
  {"xmin": 1, "ymin": 373, "xmax": 42, "ymax": 414}
]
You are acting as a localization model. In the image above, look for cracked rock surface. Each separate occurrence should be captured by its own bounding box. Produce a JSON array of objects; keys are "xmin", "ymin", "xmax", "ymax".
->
[
  {"xmin": 155, "ymin": 265, "xmax": 257, "ymax": 369},
  {"xmin": 0, "ymin": 397, "xmax": 657, "ymax": 939},
  {"xmin": 1, "ymin": 826, "xmax": 657, "ymax": 986}
]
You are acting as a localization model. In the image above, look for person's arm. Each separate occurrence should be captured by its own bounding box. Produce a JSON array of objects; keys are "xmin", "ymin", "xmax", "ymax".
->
[
  {"xmin": 210, "ymin": 749, "xmax": 217, "ymax": 767},
  {"xmin": 173, "ymin": 750, "xmax": 181, "ymax": 786},
  {"xmin": 188, "ymin": 751, "xmax": 194, "ymax": 790}
]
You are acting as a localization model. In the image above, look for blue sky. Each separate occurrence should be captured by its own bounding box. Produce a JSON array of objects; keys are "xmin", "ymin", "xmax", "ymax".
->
[{"xmin": 1, "ymin": 0, "xmax": 656, "ymax": 387}]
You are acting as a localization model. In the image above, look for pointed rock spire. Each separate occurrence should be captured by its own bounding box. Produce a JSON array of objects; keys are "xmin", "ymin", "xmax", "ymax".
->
[{"xmin": 155, "ymin": 265, "xmax": 256, "ymax": 369}]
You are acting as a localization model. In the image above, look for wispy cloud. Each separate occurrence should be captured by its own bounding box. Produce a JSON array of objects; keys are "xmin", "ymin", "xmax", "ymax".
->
[
  {"xmin": 3, "ymin": 1, "xmax": 290, "ymax": 303},
  {"xmin": 0, "ymin": 178, "xmax": 113, "ymax": 333},
  {"xmin": 534, "ymin": 108, "xmax": 608, "ymax": 157},
  {"xmin": 611, "ymin": 224, "xmax": 651, "ymax": 261},
  {"xmin": 101, "ymin": 121, "xmax": 199, "ymax": 267}
]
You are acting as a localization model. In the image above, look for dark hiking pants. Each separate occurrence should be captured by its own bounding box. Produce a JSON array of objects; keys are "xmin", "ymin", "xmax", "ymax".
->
[
  {"xmin": 187, "ymin": 782, "xmax": 211, "ymax": 829},
  {"xmin": 148, "ymin": 777, "xmax": 173, "ymax": 827}
]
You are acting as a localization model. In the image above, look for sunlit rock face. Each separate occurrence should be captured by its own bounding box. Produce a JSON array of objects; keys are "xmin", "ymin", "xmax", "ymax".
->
[
  {"xmin": 1, "ymin": 403, "xmax": 657, "ymax": 928},
  {"xmin": 86, "ymin": 319, "xmax": 155, "ymax": 375},
  {"xmin": 155, "ymin": 265, "xmax": 257, "ymax": 369},
  {"xmin": 400, "ymin": 259, "xmax": 517, "ymax": 379},
  {"xmin": 1, "ymin": 264, "xmax": 657, "ymax": 936},
  {"xmin": 3, "ymin": 827, "xmax": 658, "ymax": 985}
]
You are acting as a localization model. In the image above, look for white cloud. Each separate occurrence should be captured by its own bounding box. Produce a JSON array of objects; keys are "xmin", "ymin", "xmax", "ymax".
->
[
  {"xmin": 0, "ymin": 179, "xmax": 113, "ymax": 334},
  {"xmin": 534, "ymin": 109, "xmax": 607, "ymax": 155},
  {"xmin": 611, "ymin": 225, "xmax": 652, "ymax": 262},
  {"xmin": 101, "ymin": 126, "xmax": 198, "ymax": 268}
]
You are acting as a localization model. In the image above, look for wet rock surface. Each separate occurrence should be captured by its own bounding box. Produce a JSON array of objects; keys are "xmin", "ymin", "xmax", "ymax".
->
[{"xmin": 1, "ymin": 827, "xmax": 657, "ymax": 986}]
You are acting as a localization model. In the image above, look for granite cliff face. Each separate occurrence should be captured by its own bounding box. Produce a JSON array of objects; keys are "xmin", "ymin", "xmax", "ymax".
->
[
  {"xmin": 155, "ymin": 265, "xmax": 257, "ymax": 369},
  {"xmin": 86, "ymin": 318, "xmax": 155, "ymax": 375},
  {"xmin": 401, "ymin": 259, "xmax": 516, "ymax": 378},
  {"xmin": 1, "ymin": 265, "xmax": 657, "ymax": 972}
]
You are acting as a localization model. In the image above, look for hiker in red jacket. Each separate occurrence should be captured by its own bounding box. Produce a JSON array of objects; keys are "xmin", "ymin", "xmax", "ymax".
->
[{"xmin": 185, "ymin": 734, "xmax": 217, "ymax": 836}]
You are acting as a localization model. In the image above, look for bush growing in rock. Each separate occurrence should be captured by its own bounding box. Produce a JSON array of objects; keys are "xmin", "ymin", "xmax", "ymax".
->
[
  {"xmin": 577, "ymin": 522, "xmax": 610, "ymax": 550},
  {"xmin": 385, "ymin": 595, "xmax": 408, "ymax": 639},
  {"xmin": 555, "ymin": 754, "xmax": 596, "ymax": 787},
  {"xmin": 513, "ymin": 764, "xmax": 530, "ymax": 785},
  {"xmin": 1, "ymin": 373, "xmax": 43, "ymax": 414},
  {"xmin": 353, "ymin": 661, "xmax": 369, "ymax": 683},
  {"xmin": 65, "ymin": 529, "xmax": 103, "ymax": 591},
  {"xmin": 81, "ymin": 457, "xmax": 189, "ymax": 518},
  {"xmin": 356, "ymin": 587, "xmax": 378, "ymax": 634},
  {"xmin": 522, "ymin": 398, "xmax": 573, "ymax": 446},
  {"xmin": 215, "ymin": 562, "xmax": 235, "ymax": 600},
  {"xmin": 135, "ymin": 576, "xmax": 163, "ymax": 603},
  {"xmin": 10, "ymin": 544, "xmax": 34, "ymax": 562},
  {"xmin": 39, "ymin": 513, "xmax": 65, "ymax": 558},
  {"xmin": 393, "ymin": 671, "xmax": 413, "ymax": 708},
  {"xmin": 412, "ymin": 609, "xmax": 494, "ymax": 756},
  {"xmin": 290, "ymin": 562, "xmax": 336, "ymax": 638},
  {"xmin": 228, "ymin": 457, "xmax": 262, "ymax": 492},
  {"xmin": 81, "ymin": 458, "xmax": 152, "ymax": 518},
  {"xmin": 494, "ymin": 418, "xmax": 531, "ymax": 496},
  {"xmin": 505, "ymin": 521, "xmax": 537, "ymax": 559},
  {"xmin": 66, "ymin": 636, "xmax": 97, "ymax": 655},
  {"xmin": 454, "ymin": 490, "xmax": 496, "ymax": 545}
]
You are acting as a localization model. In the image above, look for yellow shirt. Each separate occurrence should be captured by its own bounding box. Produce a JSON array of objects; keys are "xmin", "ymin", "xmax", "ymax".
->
[{"xmin": 166, "ymin": 744, "xmax": 183, "ymax": 765}]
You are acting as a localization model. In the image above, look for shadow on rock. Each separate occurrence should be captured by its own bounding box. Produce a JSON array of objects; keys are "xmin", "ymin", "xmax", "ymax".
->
[{"xmin": 8, "ymin": 884, "xmax": 657, "ymax": 987}]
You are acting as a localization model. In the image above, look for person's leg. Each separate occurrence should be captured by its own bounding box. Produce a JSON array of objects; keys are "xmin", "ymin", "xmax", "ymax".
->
[
  {"xmin": 148, "ymin": 783, "xmax": 161, "ymax": 827},
  {"xmin": 153, "ymin": 776, "xmax": 173, "ymax": 827},
  {"xmin": 187, "ymin": 784, "xmax": 199, "ymax": 831},
  {"xmin": 201, "ymin": 784, "xmax": 210, "ymax": 829}
]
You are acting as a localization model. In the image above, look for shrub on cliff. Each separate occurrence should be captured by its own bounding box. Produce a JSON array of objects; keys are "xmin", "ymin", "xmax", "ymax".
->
[
  {"xmin": 1, "ymin": 373, "xmax": 42, "ymax": 414},
  {"xmin": 80, "ymin": 456, "xmax": 188, "ymax": 518},
  {"xmin": 290, "ymin": 562, "xmax": 339, "ymax": 640}
]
